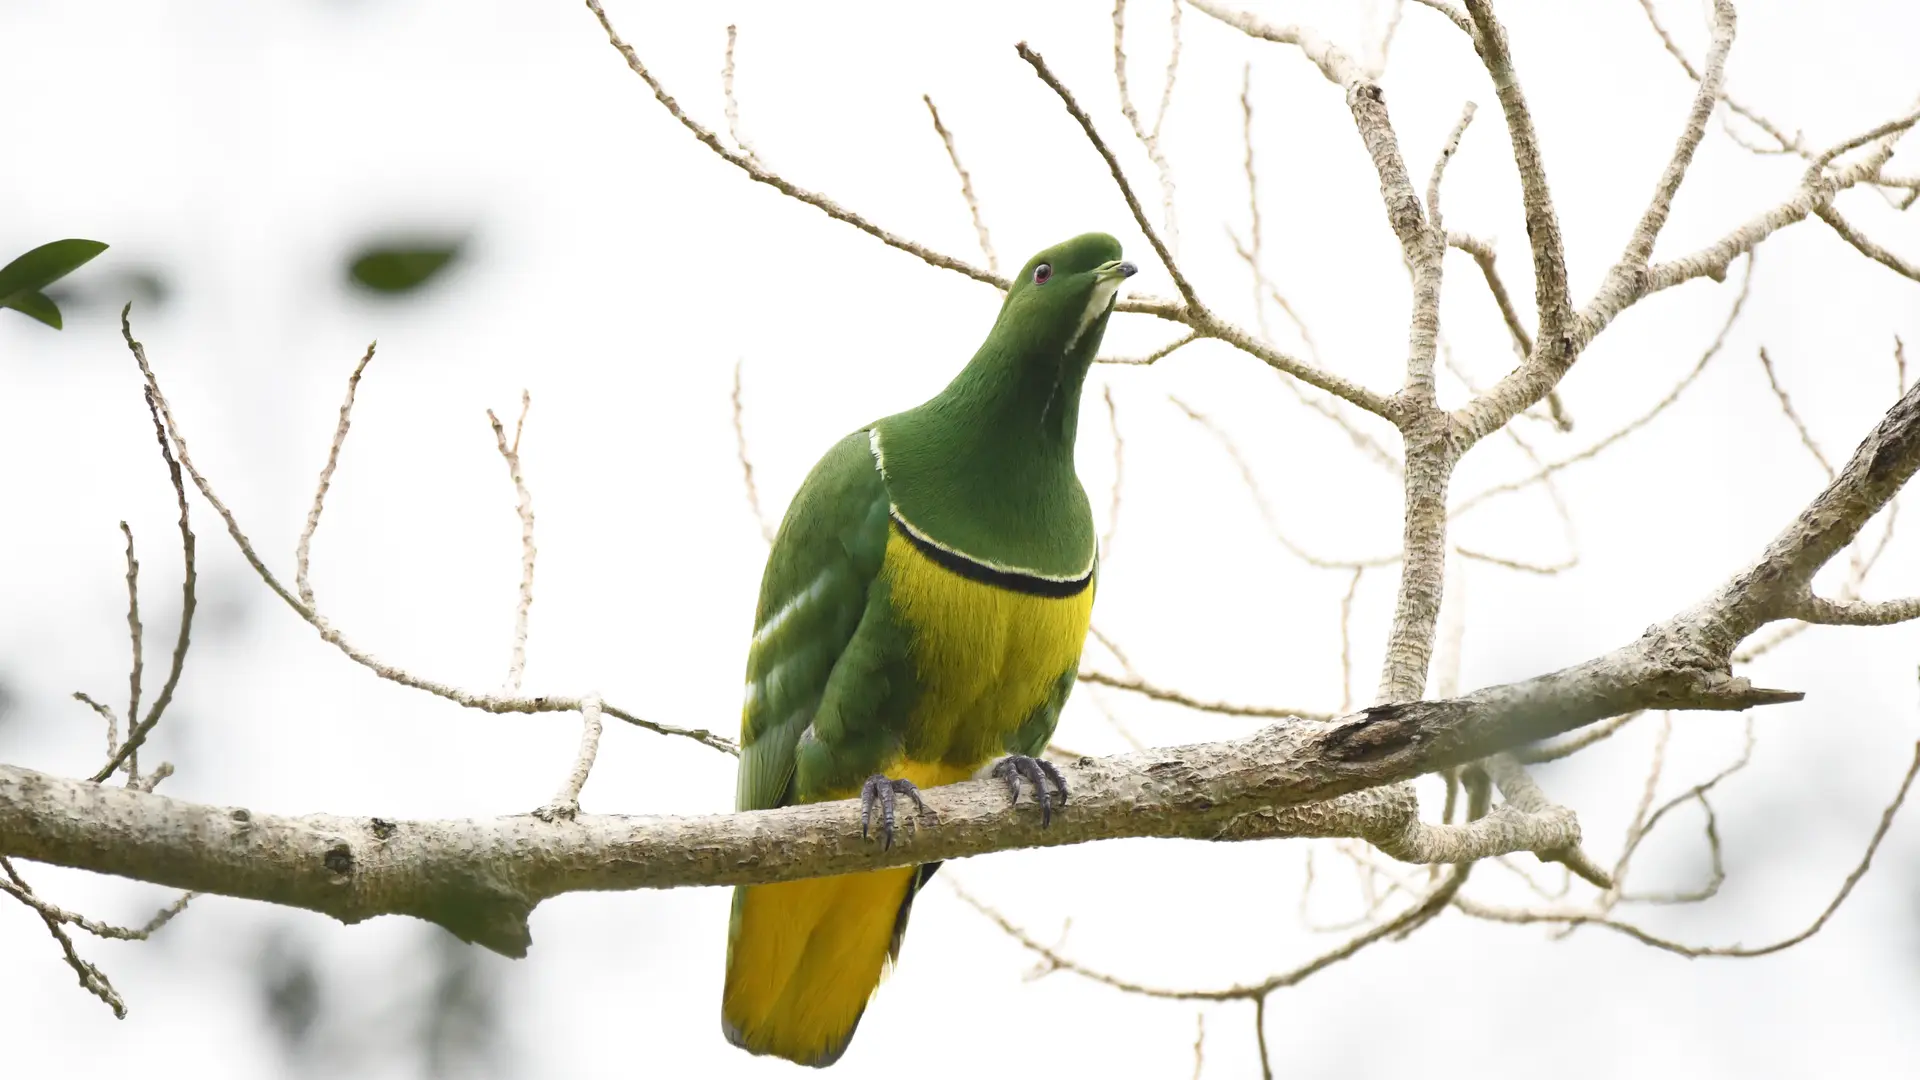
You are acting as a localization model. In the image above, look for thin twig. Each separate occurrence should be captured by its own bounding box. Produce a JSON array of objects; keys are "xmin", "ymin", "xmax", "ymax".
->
[
  {"xmin": 1076, "ymin": 670, "xmax": 1330, "ymax": 721},
  {"xmin": 488, "ymin": 392, "xmax": 538, "ymax": 694},
  {"xmin": 1446, "ymin": 233, "xmax": 1534, "ymax": 362},
  {"xmin": 1425, "ymin": 102, "xmax": 1477, "ymax": 232},
  {"xmin": 1338, "ymin": 568, "xmax": 1364, "ymax": 713},
  {"xmin": 118, "ymin": 521, "xmax": 142, "ymax": 781},
  {"xmin": 1172, "ymin": 395, "xmax": 1400, "ymax": 570},
  {"xmin": 93, "ymin": 381, "xmax": 195, "ymax": 783},
  {"xmin": 1815, "ymin": 204, "xmax": 1920, "ymax": 283},
  {"xmin": 1453, "ymin": 254, "xmax": 1753, "ymax": 516},
  {"xmin": 722, "ymin": 25, "xmax": 761, "ymax": 164},
  {"xmin": 1, "ymin": 857, "xmax": 126, "ymax": 1017},
  {"xmin": 535, "ymin": 695, "xmax": 604, "ymax": 822},
  {"xmin": 297, "ymin": 342, "xmax": 376, "ymax": 608},
  {"xmin": 1462, "ymin": 741, "xmax": 1920, "ymax": 958},
  {"xmin": 1756, "ymin": 347, "xmax": 1836, "ymax": 479},
  {"xmin": 72, "ymin": 692, "xmax": 120, "ymax": 763},
  {"xmin": 948, "ymin": 868, "xmax": 1468, "ymax": 1001},
  {"xmin": 1513, "ymin": 710, "xmax": 1644, "ymax": 765},
  {"xmin": 1114, "ymin": 0, "xmax": 1183, "ymax": 251},
  {"xmin": 119, "ymin": 307, "xmax": 737, "ymax": 755},
  {"xmin": 1191, "ymin": 1012, "xmax": 1207, "ymax": 1080},
  {"xmin": 730, "ymin": 359, "xmax": 776, "ymax": 544},
  {"xmin": 1019, "ymin": 41, "xmax": 1202, "ymax": 314},
  {"xmin": 1252, "ymin": 995, "xmax": 1273, "ymax": 1080},
  {"xmin": 1097, "ymin": 330, "xmax": 1201, "ymax": 366},
  {"xmin": 922, "ymin": 95, "xmax": 998, "ymax": 274},
  {"xmin": 585, "ymin": 0, "xmax": 1005, "ymax": 290}
]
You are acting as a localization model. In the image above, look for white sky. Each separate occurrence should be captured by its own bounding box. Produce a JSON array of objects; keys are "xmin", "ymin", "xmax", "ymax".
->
[{"xmin": 3, "ymin": 1, "xmax": 1919, "ymax": 1077}]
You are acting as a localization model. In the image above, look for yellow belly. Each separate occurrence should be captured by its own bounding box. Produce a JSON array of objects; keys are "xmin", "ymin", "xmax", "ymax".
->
[
  {"xmin": 721, "ymin": 530, "xmax": 1092, "ymax": 1066},
  {"xmin": 879, "ymin": 528, "xmax": 1094, "ymax": 769}
]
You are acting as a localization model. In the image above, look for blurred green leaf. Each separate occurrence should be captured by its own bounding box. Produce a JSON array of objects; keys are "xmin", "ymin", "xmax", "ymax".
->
[
  {"xmin": 348, "ymin": 241, "xmax": 463, "ymax": 294},
  {"xmin": 2, "ymin": 290, "xmax": 63, "ymax": 329},
  {"xmin": 46, "ymin": 266, "xmax": 171, "ymax": 318},
  {"xmin": 0, "ymin": 239, "xmax": 108, "ymax": 306}
]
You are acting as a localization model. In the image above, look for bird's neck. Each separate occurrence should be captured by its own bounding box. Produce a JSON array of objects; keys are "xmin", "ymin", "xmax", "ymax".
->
[{"xmin": 873, "ymin": 340, "xmax": 1095, "ymax": 579}]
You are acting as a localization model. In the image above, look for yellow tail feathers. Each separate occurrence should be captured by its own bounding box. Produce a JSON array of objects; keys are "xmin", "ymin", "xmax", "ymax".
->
[{"xmin": 721, "ymin": 868, "xmax": 917, "ymax": 1068}]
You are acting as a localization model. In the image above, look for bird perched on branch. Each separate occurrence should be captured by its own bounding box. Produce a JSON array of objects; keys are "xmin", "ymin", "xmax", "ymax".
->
[{"xmin": 721, "ymin": 234, "xmax": 1136, "ymax": 1067}]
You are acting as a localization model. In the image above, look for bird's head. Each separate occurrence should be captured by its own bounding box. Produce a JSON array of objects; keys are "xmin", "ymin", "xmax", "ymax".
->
[{"xmin": 994, "ymin": 232, "xmax": 1137, "ymax": 361}]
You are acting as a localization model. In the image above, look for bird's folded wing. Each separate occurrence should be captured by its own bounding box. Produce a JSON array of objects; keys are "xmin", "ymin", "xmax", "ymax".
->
[{"xmin": 736, "ymin": 429, "xmax": 892, "ymax": 812}]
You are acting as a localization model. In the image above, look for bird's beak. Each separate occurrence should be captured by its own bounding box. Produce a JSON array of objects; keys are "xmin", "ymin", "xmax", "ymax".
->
[{"xmin": 1094, "ymin": 259, "xmax": 1138, "ymax": 281}]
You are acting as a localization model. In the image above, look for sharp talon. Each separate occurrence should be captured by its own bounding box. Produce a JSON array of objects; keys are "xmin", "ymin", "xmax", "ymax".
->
[
  {"xmin": 881, "ymin": 780, "xmax": 897, "ymax": 850},
  {"xmin": 860, "ymin": 775, "xmax": 879, "ymax": 840},
  {"xmin": 895, "ymin": 779, "xmax": 929, "ymax": 817},
  {"xmin": 993, "ymin": 757, "xmax": 1023, "ymax": 802},
  {"xmin": 1036, "ymin": 759, "xmax": 1068, "ymax": 804},
  {"xmin": 858, "ymin": 774, "xmax": 928, "ymax": 850},
  {"xmin": 994, "ymin": 754, "xmax": 1067, "ymax": 828}
]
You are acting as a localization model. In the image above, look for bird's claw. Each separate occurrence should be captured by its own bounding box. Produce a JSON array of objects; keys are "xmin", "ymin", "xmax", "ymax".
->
[
  {"xmin": 991, "ymin": 754, "xmax": 1068, "ymax": 827},
  {"xmin": 859, "ymin": 775, "xmax": 931, "ymax": 851}
]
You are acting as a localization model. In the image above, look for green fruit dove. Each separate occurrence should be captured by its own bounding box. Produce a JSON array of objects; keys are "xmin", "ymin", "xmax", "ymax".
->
[{"xmin": 721, "ymin": 233, "xmax": 1136, "ymax": 1067}]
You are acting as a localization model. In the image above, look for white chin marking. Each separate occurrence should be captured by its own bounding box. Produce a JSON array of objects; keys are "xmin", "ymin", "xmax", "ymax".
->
[{"xmin": 1065, "ymin": 277, "xmax": 1122, "ymax": 355}]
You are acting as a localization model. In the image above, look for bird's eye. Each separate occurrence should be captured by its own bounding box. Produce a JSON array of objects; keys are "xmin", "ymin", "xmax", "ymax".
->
[{"xmin": 1032, "ymin": 263, "xmax": 1052, "ymax": 285}]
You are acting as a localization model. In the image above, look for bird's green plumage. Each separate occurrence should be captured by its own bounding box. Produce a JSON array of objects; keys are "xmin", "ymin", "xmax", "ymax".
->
[{"xmin": 723, "ymin": 234, "xmax": 1131, "ymax": 1067}]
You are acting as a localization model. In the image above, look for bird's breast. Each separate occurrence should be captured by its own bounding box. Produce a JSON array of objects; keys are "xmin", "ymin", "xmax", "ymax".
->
[{"xmin": 880, "ymin": 523, "xmax": 1092, "ymax": 770}]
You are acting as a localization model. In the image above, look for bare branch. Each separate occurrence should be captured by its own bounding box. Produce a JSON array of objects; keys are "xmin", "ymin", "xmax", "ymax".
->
[
  {"xmin": 951, "ymin": 866, "xmax": 1468, "ymax": 1001},
  {"xmin": 534, "ymin": 695, "xmax": 604, "ymax": 822},
  {"xmin": 1788, "ymin": 595, "xmax": 1920, "ymax": 627},
  {"xmin": 117, "ymin": 521, "xmax": 142, "ymax": 780},
  {"xmin": 584, "ymin": 0, "xmax": 1005, "ymax": 290},
  {"xmin": 1816, "ymin": 203, "xmax": 1920, "ymax": 282},
  {"xmin": 729, "ymin": 359, "xmax": 777, "ymax": 543},
  {"xmin": 1618, "ymin": 0, "xmax": 1737, "ymax": 271},
  {"xmin": 1018, "ymin": 41, "xmax": 1201, "ymax": 313},
  {"xmin": 487, "ymin": 391, "xmax": 538, "ymax": 694},
  {"xmin": 1371, "ymin": 0, "xmax": 1409, "ymax": 76},
  {"xmin": 1, "ymin": 857, "xmax": 126, "ymax": 1017},
  {"xmin": 1113, "ymin": 0, "xmax": 1183, "ymax": 250},
  {"xmin": 1453, "ymin": 254, "xmax": 1753, "ymax": 516},
  {"xmin": 1580, "ymin": 105, "xmax": 1918, "ymax": 337},
  {"xmin": 721, "ymin": 24, "xmax": 761, "ymax": 164},
  {"xmin": 1171, "ymin": 395, "xmax": 1399, "ymax": 571},
  {"xmin": 1757, "ymin": 346, "xmax": 1836, "ymax": 479},
  {"xmin": 1459, "ymin": 741, "xmax": 1920, "ymax": 958},
  {"xmin": 73, "ymin": 692, "xmax": 120, "ymax": 765},
  {"xmin": 92, "ymin": 376, "xmax": 196, "ymax": 784},
  {"xmin": 1408, "ymin": 0, "xmax": 1473, "ymax": 36},
  {"xmin": 1097, "ymin": 329, "xmax": 1201, "ymax": 366},
  {"xmin": 1076, "ymin": 670, "xmax": 1332, "ymax": 722},
  {"xmin": 1191, "ymin": 1012, "xmax": 1207, "ymax": 1080},
  {"xmin": 119, "ymin": 309, "xmax": 736, "ymax": 756},
  {"xmin": 1482, "ymin": 754, "xmax": 1611, "ymax": 888},
  {"xmin": 1512, "ymin": 710, "xmax": 1644, "ymax": 765},
  {"xmin": 1447, "ymin": 232, "xmax": 1533, "ymax": 361},
  {"xmin": 1454, "ymin": 545, "xmax": 1575, "ymax": 576},
  {"xmin": 1461, "ymin": 0, "xmax": 1575, "ymax": 364},
  {"xmin": 297, "ymin": 342, "xmax": 376, "ymax": 608},
  {"xmin": 1338, "ymin": 569, "xmax": 1365, "ymax": 714},
  {"xmin": 921, "ymin": 95, "xmax": 998, "ymax": 275},
  {"xmin": 1425, "ymin": 102, "xmax": 1478, "ymax": 232},
  {"xmin": 1253, "ymin": 996, "xmax": 1273, "ymax": 1080},
  {"xmin": 1633, "ymin": 0, "xmax": 1798, "ymax": 154}
]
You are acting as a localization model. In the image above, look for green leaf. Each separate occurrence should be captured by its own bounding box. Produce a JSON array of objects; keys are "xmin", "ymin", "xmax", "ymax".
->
[
  {"xmin": 2, "ymin": 290, "xmax": 63, "ymax": 329},
  {"xmin": 347, "ymin": 242, "xmax": 463, "ymax": 294},
  {"xmin": 0, "ymin": 239, "xmax": 108, "ymax": 308}
]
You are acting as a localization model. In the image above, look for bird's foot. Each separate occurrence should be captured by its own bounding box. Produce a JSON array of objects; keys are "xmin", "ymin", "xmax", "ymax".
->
[
  {"xmin": 860, "ymin": 775, "xmax": 932, "ymax": 850},
  {"xmin": 991, "ymin": 754, "xmax": 1068, "ymax": 827}
]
